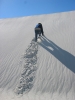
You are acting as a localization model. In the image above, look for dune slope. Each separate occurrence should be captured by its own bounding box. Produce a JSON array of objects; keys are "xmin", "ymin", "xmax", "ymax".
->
[{"xmin": 0, "ymin": 11, "xmax": 75, "ymax": 100}]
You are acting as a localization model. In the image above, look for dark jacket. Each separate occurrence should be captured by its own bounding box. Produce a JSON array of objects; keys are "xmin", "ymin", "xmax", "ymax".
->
[{"xmin": 35, "ymin": 23, "xmax": 44, "ymax": 34}]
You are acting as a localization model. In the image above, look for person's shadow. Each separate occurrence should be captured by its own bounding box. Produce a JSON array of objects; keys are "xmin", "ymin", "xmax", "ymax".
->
[{"xmin": 40, "ymin": 36, "xmax": 75, "ymax": 73}]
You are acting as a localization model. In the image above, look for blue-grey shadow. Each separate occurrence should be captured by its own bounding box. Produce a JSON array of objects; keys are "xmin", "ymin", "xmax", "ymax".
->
[{"xmin": 40, "ymin": 36, "xmax": 75, "ymax": 73}]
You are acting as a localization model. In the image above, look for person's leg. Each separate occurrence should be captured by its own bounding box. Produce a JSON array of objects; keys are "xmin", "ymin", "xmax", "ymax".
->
[
  {"xmin": 35, "ymin": 29, "xmax": 38, "ymax": 41},
  {"xmin": 35, "ymin": 31, "xmax": 37, "ymax": 41},
  {"xmin": 35, "ymin": 28, "xmax": 41, "ymax": 41},
  {"xmin": 38, "ymin": 29, "xmax": 41, "ymax": 36}
]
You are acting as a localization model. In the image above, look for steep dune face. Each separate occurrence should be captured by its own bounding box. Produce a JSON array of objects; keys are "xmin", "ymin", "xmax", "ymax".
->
[
  {"xmin": 31, "ymin": 11, "xmax": 75, "ymax": 99},
  {"xmin": 0, "ymin": 11, "xmax": 75, "ymax": 100},
  {"xmin": 33, "ymin": 36, "xmax": 75, "ymax": 94}
]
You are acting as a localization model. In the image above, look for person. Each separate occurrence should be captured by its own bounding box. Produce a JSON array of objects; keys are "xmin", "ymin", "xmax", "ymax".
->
[{"xmin": 34, "ymin": 23, "xmax": 44, "ymax": 41}]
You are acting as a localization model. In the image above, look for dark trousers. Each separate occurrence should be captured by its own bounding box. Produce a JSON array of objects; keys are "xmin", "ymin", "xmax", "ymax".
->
[{"xmin": 35, "ymin": 28, "xmax": 41, "ymax": 41}]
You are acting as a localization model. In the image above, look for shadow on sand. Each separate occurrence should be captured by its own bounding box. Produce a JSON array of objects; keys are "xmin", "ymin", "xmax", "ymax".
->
[{"xmin": 40, "ymin": 36, "xmax": 75, "ymax": 73}]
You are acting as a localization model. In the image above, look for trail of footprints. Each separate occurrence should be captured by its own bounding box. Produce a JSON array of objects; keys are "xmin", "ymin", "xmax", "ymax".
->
[{"xmin": 15, "ymin": 38, "xmax": 38, "ymax": 94}]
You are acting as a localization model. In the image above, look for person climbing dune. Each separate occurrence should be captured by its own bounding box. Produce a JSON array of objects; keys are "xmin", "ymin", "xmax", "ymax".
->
[{"xmin": 34, "ymin": 23, "xmax": 44, "ymax": 42}]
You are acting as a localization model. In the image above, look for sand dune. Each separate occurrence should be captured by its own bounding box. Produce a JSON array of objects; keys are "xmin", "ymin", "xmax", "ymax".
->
[{"xmin": 0, "ymin": 11, "xmax": 75, "ymax": 100}]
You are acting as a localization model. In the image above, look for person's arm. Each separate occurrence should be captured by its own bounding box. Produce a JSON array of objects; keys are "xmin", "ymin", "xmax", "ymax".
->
[{"xmin": 41, "ymin": 25, "xmax": 44, "ymax": 35}]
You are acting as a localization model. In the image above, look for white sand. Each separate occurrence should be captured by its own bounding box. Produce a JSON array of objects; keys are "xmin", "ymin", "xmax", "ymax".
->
[{"xmin": 0, "ymin": 11, "xmax": 75, "ymax": 100}]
